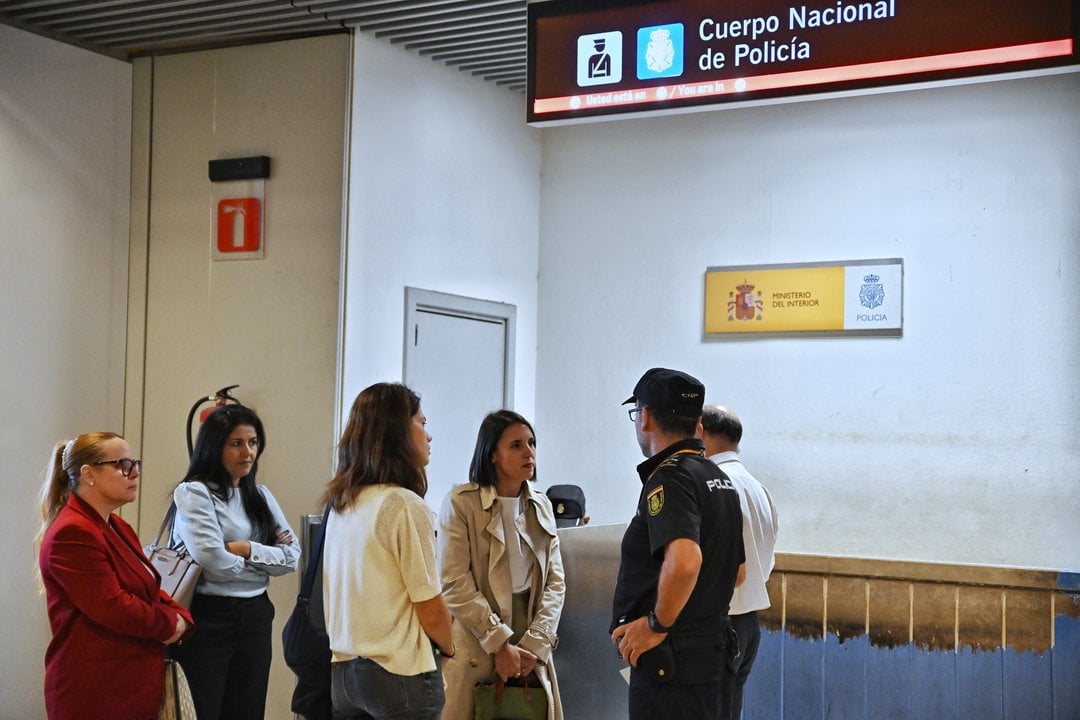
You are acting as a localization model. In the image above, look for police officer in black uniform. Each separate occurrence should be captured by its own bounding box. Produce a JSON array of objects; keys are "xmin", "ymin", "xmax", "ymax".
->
[{"xmin": 611, "ymin": 368, "xmax": 746, "ymax": 720}]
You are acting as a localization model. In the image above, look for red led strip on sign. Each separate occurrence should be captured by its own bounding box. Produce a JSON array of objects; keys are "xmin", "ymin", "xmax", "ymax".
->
[{"xmin": 533, "ymin": 39, "xmax": 1073, "ymax": 115}]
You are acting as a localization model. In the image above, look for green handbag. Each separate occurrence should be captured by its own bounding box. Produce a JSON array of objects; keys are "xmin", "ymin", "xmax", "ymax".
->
[{"xmin": 473, "ymin": 675, "xmax": 547, "ymax": 720}]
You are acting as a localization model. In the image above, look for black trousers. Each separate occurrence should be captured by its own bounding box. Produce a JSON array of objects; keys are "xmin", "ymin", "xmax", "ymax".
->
[
  {"xmin": 723, "ymin": 611, "xmax": 762, "ymax": 720},
  {"xmin": 173, "ymin": 592, "xmax": 275, "ymax": 720},
  {"xmin": 629, "ymin": 668, "xmax": 722, "ymax": 720},
  {"xmin": 628, "ymin": 632, "xmax": 729, "ymax": 720}
]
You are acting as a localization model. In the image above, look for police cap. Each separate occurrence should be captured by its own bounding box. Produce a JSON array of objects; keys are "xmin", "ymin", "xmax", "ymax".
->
[{"xmin": 623, "ymin": 368, "xmax": 705, "ymax": 418}]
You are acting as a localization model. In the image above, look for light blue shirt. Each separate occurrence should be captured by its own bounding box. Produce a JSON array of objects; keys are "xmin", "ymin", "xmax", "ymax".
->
[{"xmin": 172, "ymin": 481, "xmax": 300, "ymax": 598}]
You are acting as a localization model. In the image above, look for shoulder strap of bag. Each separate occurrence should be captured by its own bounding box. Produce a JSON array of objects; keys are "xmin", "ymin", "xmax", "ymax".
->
[
  {"xmin": 299, "ymin": 506, "xmax": 333, "ymax": 600},
  {"xmin": 153, "ymin": 502, "xmax": 178, "ymax": 547}
]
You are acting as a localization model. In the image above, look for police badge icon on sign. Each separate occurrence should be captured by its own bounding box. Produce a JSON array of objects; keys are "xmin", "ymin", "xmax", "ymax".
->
[
  {"xmin": 637, "ymin": 24, "xmax": 684, "ymax": 80},
  {"xmin": 859, "ymin": 273, "xmax": 884, "ymax": 309}
]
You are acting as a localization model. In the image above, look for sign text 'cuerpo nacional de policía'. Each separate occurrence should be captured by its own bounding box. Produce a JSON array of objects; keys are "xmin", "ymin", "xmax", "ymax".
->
[
  {"xmin": 527, "ymin": 0, "xmax": 1078, "ymax": 124},
  {"xmin": 703, "ymin": 259, "xmax": 903, "ymax": 338}
]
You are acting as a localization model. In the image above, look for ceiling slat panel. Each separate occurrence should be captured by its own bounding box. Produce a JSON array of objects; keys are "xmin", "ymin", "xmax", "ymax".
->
[
  {"xmin": 432, "ymin": 42, "xmax": 524, "ymax": 61},
  {"xmin": 378, "ymin": 17, "xmax": 521, "ymax": 42},
  {"xmin": 16, "ymin": 0, "xmax": 248, "ymax": 24},
  {"xmin": 40, "ymin": 2, "xmax": 303, "ymax": 34},
  {"xmin": 328, "ymin": 0, "xmax": 518, "ymax": 25},
  {"xmin": 406, "ymin": 27, "xmax": 522, "ymax": 50},
  {"xmin": 84, "ymin": 13, "xmax": 334, "ymax": 44},
  {"xmin": 0, "ymin": 0, "xmax": 528, "ymax": 92},
  {"xmin": 349, "ymin": 7, "xmax": 523, "ymax": 34}
]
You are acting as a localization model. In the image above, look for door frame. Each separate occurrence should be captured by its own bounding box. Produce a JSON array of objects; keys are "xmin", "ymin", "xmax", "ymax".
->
[{"xmin": 402, "ymin": 286, "xmax": 517, "ymax": 408}]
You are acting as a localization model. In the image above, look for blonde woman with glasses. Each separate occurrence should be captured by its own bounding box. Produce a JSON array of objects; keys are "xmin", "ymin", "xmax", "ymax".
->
[{"xmin": 36, "ymin": 432, "xmax": 193, "ymax": 720}]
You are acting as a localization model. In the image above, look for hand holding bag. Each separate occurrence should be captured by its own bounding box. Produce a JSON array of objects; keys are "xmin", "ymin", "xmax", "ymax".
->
[
  {"xmin": 473, "ymin": 675, "xmax": 548, "ymax": 720},
  {"xmin": 144, "ymin": 503, "xmax": 201, "ymax": 609}
]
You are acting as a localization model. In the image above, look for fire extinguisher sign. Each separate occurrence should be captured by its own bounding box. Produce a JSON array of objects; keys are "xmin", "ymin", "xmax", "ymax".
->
[
  {"xmin": 209, "ymin": 156, "xmax": 270, "ymax": 261},
  {"xmin": 217, "ymin": 197, "xmax": 261, "ymax": 253}
]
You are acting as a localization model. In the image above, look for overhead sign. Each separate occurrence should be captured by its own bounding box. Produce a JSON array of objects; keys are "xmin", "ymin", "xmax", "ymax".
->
[
  {"xmin": 527, "ymin": 0, "xmax": 1078, "ymax": 124},
  {"xmin": 703, "ymin": 258, "xmax": 903, "ymax": 338}
]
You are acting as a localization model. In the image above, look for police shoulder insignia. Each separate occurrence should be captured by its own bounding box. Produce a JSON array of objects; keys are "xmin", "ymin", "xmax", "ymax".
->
[{"xmin": 647, "ymin": 485, "xmax": 664, "ymax": 516}]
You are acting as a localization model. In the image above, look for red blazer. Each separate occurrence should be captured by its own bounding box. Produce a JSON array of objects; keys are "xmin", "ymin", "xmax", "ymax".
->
[{"xmin": 39, "ymin": 493, "xmax": 194, "ymax": 720}]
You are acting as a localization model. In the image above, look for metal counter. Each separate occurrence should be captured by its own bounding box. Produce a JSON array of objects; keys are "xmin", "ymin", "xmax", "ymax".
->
[{"xmin": 553, "ymin": 522, "xmax": 630, "ymax": 718}]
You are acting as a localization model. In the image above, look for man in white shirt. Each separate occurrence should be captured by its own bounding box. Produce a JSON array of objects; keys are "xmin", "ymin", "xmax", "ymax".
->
[{"xmin": 701, "ymin": 405, "xmax": 779, "ymax": 720}]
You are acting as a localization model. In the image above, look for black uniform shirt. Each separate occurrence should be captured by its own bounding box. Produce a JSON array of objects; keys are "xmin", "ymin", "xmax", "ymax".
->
[{"xmin": 610, "ymin": 438, "xmax": 745, "ymax": 641}]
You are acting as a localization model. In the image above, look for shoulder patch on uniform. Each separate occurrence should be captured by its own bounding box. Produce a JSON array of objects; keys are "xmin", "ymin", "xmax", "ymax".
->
[
  {"xmin": 656, "ymin": 457, "xmax": 680, "ymax": 472},
  {"xmin": 647, "ymin": 485, "xmax": 664, "ymax": 516}
]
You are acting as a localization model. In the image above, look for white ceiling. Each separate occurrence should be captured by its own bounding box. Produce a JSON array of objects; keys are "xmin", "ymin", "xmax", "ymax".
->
[{"xmin": 0, "ymin": 0, "xmax": 530, "ymax": 92}]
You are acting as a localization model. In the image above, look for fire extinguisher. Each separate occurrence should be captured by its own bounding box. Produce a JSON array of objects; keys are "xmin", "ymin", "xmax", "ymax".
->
[{"xmin": 185, "ymin": 384, "xmax": 242, "ymax": 457}]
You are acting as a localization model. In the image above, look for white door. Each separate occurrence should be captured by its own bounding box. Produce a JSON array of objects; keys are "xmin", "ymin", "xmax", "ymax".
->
[{"xmin": 404, "ymin": 288, "xmax": 516, "ymax": 513}]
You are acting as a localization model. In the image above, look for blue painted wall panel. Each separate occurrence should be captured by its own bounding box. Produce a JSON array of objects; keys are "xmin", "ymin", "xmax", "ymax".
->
[
  {"xmin": 911, "ymin": 649, "xmax": 956, "ymax": 719},
  {"xmin": 822, "ymin": 634, "xmax": 867, "ymax": 720},
  {"xmin": 783, "ymin": 634, "xmax": 824, "ymax": 720},
  {"xmin": 1052, "ymin": 610, "xmax": 1080, "ymax": 719},
  {"xmin": 739, "ymin": 603, "xmax": 1080, "ymax": 720},
  {"xmin": 743, "ymin": 628, "xmax": 783, "ymax": 720},
  {"xmin": 865, "ymin": 644, "xmax": 913, "ymax": 719},
  {"xmin": 1003, "ymin": 649, "xmax": 1053, "ymax": 719},
  {"xmin": 955, "ymin": 647, "xmax": 1003, "ymax": 719}
]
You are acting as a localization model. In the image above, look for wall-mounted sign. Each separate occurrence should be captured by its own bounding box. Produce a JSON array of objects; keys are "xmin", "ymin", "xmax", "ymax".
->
[
  {"xmin": 704, "ymin": 258, "xmax": 903, "ymax": 338},
  {"xmin": 527, "ymin": 0, "xmax": 1078, "ymax": 125},
  {"xmin": 209, "ymin": 156, "xmax": 271, "ymax": 261},
  {"xmin": 216, "ymin": 195, "xmax": 262, "ymax": 257}
]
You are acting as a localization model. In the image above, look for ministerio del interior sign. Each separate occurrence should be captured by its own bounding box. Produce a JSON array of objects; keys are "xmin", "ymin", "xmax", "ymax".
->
[{"xmin": 703, "ymin": 258, "xmax": 903, "ymax": 338}]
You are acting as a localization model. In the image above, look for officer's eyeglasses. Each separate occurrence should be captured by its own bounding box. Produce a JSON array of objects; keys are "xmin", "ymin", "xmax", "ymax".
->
[
  {"xmin": 89, "ymin": 458, "xmax": 142, "ymax": 477},
  {"xmin": 627, "ymin": 407, "xmax": 643, "ymax": 422}
]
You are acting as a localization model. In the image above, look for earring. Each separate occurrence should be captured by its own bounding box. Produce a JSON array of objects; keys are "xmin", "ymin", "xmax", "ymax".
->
[{"xmin": 89, "ymin": 482, "xmax": 95, "ymax": 486}]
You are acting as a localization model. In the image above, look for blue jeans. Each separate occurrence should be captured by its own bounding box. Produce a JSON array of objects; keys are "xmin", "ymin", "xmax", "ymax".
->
[{"xmin": 331, "ymin": 655, "xmax": 444, "ymax": 720}]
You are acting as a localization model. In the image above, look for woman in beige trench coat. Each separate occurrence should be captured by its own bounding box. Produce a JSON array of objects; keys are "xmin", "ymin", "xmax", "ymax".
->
[{"xmin": 438, "ymin": 410, "xmax": 565, "ymax": 720}]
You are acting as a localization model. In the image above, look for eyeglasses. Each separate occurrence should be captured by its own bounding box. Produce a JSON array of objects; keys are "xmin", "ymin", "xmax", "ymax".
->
[
  {"xmin": 627, "ymin": 407, "xmax": 643, "ymax": 422},
  {"xmin": 89, "ymin": 458, "xmax": 142, "ymax": 477}
]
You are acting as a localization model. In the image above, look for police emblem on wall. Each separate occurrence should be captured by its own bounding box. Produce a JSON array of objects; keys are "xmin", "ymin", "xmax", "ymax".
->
[
  {"xmin": 858, "ymin": 273, "xmax": 884, "ymax": 309},
  {"xmin": 728, "ymin": 281, "xmax": 764, "ymax": 321}
]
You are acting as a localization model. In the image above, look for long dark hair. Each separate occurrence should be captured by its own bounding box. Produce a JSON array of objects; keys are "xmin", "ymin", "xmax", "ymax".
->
[
  {"xmin": 469, "ymin": 410, "xmax": 536, "ymax": 488},
  {"xmin": 180, "ymin": 405, "xmax": 275, "ymax": 544},
  {"xmin": 322, "ymin": 382, "xmax": 427, "ymax": 512}
]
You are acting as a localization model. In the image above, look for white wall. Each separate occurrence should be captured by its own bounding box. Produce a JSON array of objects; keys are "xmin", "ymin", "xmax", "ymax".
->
[
  {"xmin": 0, "ymin": 24, "xmax": 132, "ymax": 720},
  {"xmin": 342, "ymin": 33, "xmax": 541, "ymax": 428},
  {"xmin": 536, "ymin": 72, "xmax": 1080, "ymax": 571}
]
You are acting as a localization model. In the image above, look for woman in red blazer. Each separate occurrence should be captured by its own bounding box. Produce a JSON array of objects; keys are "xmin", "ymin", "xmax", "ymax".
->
[{"xmin": 36, "ymin": 431, "xmax": 194, "ymax": 720}]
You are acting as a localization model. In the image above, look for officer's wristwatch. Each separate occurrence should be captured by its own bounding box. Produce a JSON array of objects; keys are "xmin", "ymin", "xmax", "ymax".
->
[{"xmin": 647, "ymin": 609, "xmax": 672, "ymax": 634}]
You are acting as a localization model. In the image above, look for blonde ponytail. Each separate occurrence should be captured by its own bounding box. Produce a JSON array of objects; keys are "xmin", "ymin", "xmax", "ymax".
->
[{"xmin": 33, "ymin": 432, "xmax": 122, "ymax": 590}]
